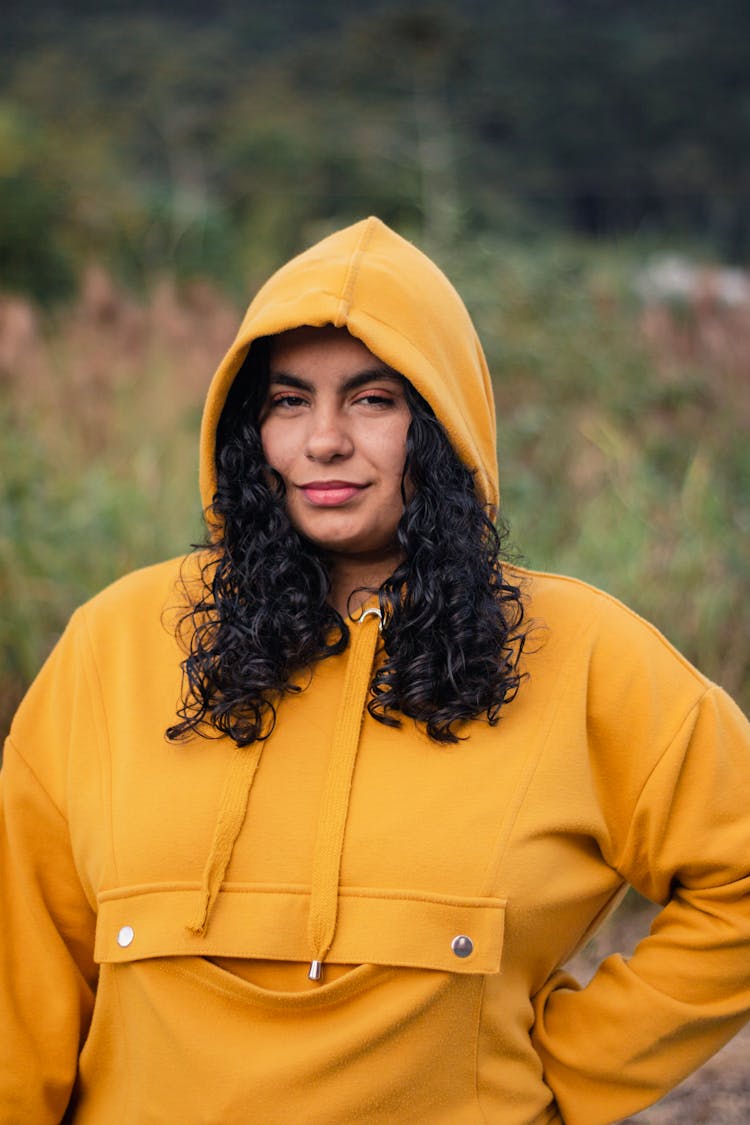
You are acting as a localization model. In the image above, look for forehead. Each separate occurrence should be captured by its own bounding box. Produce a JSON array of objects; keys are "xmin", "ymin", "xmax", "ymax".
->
[{"xmin": 268, "ymin": 325, "xmax": 386, "ymax": 377}]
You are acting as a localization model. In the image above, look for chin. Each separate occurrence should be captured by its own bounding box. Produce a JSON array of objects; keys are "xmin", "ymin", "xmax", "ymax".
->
[
  {"xmin": 299, "ymin": 523, "xmax": 372, "ymax": 554},
  {"xmin": 317, "ymin": 538, "xmax": 382, "ymax": 557},
  {"xmin": 306, "ymin": 530, "xmax": 397, "ymax": 560}
]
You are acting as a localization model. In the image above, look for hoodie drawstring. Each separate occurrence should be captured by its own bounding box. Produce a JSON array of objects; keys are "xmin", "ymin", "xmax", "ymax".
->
[
  {"xmin": 185, "ymin": 608, "xmax": 382, "ymax": 957},
  {"xmin": 307, "ymin": 608, "xmax": 381, "ymax": 980},
  {"xmin": 186, "ymin": 740, "xmax": 265, "ymax": 936}
]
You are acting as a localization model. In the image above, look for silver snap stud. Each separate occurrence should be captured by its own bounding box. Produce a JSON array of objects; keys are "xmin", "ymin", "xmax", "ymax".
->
[
  {"xmin": 117, "ymin": 925, "xmax": 135, "ymax": 948},
  {"xmin": 451, "ymin": 934, "xmax": 474, "ymax": 958}
]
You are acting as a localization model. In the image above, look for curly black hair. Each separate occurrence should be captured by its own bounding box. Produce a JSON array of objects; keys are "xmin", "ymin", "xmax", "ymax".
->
[{"xmin": 166, "ymin": 338, "xmax": 527, "ymax": 747}]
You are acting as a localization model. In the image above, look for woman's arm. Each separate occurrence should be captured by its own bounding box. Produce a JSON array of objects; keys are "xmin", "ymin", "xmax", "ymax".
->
[
  {"xmin": 532, "ymin": 677, "xmax": 750, "ymax": 1125},
  {"xmin": 0, "ymin": 615, "xmax": 99, "ymax": 1122}
]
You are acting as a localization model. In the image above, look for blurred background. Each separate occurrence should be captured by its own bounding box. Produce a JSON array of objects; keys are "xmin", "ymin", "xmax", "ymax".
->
[
  {"xmin": 1, "ymin": 0, "xmax": 749, "ymax": 745},
  {"xmin": 1, "ymin": 2, "xmax": 750, "ymax": 1115}
]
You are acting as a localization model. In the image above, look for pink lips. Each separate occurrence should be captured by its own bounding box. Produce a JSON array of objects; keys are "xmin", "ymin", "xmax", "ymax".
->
[{"xmin": 299, "ymin": 481, "xmax": 366, "ymax": 507}]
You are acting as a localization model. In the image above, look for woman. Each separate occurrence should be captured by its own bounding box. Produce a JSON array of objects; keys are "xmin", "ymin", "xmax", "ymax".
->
[{"xmin": 1, "ymin": 217, "xmax": 749, "ymax": 1124}]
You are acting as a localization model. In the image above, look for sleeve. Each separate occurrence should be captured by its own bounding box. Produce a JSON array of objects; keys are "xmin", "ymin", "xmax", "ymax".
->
[
  {"xmin": 532, "ymin": 681, "xmax": 750, "ymax": 1125},
  {"xmin": 0, "ymin": 613, "xmax": 99, "ymax": 1123}
]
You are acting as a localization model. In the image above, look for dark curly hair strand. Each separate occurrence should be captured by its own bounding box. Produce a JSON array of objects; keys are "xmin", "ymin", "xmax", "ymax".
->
[{"xmin": 166, "ymin": 340, "xmax": 527, "ymax": 747}]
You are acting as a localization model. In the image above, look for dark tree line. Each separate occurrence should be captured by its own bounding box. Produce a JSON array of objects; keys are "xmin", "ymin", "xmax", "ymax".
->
[{"xmin": 2, "ymin": 0, "xmax": 749, "ymax": 300}]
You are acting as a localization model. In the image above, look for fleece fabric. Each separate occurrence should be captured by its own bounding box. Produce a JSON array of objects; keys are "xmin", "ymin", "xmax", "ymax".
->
[{"xmin": 2, "ymin": 218, "xmax": 750, "ymax": 1125}]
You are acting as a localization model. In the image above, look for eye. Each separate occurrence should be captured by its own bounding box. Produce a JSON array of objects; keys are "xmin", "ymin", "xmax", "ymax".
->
[
  {"xmin": 269, "ymin": 392, "xmax": 308, "ymax": 409},
  {"xmin": 353, "ymin": 391, "xmax": 397, "ymax": 408}
]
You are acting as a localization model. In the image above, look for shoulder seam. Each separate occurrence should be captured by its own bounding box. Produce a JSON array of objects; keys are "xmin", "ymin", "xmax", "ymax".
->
[
  {"xmin": 613, "ymin": 685, "xmax": 712, "ymax": 881},
  {"xmin": 3, "ymin": 734, "xmax": 69, "ymax": 826},
  {"xmin": 507, "ymin": 565, "xmax": 707, "ymax": 689}
]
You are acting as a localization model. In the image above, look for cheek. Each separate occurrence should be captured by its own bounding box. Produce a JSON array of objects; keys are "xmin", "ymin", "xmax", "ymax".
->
[
  {"xmin": 259, "ymin": 422, "xmax": 286, "ymax": 477},
  {"xmin": 381, "ymin": 419, "xmax": 410, "ymax": 490}
]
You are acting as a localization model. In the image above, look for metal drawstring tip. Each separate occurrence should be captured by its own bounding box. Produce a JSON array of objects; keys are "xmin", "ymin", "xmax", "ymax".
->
[{"xmin": 308, "ymin": 960, "xmax": 323, "ymax": 982}]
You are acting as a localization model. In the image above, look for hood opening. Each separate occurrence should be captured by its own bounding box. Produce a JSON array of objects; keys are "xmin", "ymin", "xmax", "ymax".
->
[{"xmin": 199, "ymin": 216, "xmax": 499, "ymax": 532}]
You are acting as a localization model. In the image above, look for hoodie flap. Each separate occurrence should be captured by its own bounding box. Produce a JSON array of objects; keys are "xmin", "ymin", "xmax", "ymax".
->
[{"xmin": 95, "ymin": 884, "xmax": 506, "ymax": 975}]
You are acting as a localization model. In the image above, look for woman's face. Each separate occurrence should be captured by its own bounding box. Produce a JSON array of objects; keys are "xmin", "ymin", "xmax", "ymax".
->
[{"xmin": 259, "ymin": 326, "xmax": 412, "ymax": 568}]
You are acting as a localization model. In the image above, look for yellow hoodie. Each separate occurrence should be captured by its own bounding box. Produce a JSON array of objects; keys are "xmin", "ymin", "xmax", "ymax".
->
[{"xmin": 2, "ymin": 218, "xmax": 750, "ymax": 1125}]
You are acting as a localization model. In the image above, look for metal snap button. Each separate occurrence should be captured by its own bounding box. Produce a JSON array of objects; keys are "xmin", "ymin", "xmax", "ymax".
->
[
  {"xmin": 451, "ymin": 934, "xmax": 474, "ymax": 958},
  {"xmin": 117, "ymin": 925, "xmax": 135, "ymax": 948}
]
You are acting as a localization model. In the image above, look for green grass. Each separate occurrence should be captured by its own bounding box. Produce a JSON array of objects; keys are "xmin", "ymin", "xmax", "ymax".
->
[
  {"xmin": 1, "ymin": 236, "xmax": 748, "ymax": 743},
  {"xmin": 449, "ymin": 234, "xmax": 749, "ymax": 705}
]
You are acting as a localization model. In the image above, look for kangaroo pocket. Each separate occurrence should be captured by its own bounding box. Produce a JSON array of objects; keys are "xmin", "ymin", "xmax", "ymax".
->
[{"xmin": 76, "ymin": 883, "xmax": 506, "ymax": 1125}]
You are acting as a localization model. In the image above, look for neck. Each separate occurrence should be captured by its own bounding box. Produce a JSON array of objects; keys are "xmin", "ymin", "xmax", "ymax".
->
[{"xmin": 328, "ymin": 550, "xmax": 402, "ymax": 618}]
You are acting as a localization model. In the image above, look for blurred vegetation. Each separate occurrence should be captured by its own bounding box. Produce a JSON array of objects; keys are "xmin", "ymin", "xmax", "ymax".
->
[
  {"xmin": 2, "ymin": 0, "xmax": 749, "ymax": 300},
  {"xmin": 2, "ymin": 242, "xmax": 748, "ymax": 739},
  {"xmin": 1, "ymin": 1, "xmax": 749, "ymax": 739}
]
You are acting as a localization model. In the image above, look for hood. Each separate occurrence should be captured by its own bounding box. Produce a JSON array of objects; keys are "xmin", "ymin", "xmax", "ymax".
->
[{"xmin": 199, "ymin": 216, "xmax": 499, "ymax": 517}]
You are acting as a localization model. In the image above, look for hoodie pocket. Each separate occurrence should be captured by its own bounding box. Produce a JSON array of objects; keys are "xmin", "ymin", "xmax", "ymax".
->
[{"xmin": 80, "ymin": 883, "xmax": 506, "ymax": 1124}]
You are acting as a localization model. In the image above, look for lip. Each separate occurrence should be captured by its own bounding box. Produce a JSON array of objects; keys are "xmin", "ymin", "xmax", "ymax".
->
[{"xmin": 298, "ymin": 481, "xmax": 367, "ymax": 507}]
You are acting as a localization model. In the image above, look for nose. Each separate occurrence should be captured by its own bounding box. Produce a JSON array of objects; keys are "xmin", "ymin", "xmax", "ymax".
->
[{"xmin": 305, "ymin": 407, "xmax": 354, "ymax": 462}]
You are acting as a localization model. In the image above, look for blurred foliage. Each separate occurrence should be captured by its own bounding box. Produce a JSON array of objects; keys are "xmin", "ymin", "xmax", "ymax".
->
[
  {"xmin": 447, "ymin": 239, "xmax": 750, "ymax": 708},
  {"xmin": 1, "ymin": 238, "xmax": 748, "ymax": 741},
  {"xmin": 1, "ymin": 0, "xmax": 749, "ymax": 302},
  {"xmin": 1, "ymin": 2, "xmax": 748, "ymax": 738}
]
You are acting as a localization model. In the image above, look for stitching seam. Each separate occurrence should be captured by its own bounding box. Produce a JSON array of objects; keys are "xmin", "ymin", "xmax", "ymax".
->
[{"xmin": 335, "ymin": 217, "xmax": 377, "ymax": 325}]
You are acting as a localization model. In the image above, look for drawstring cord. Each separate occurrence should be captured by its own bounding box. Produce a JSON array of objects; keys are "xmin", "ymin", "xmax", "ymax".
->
[
  {"xmin": 186, "ymin": 741, "xmax": 265, "ymax": 936},
  {"xmin": 184, "ymin": 604, "xmax": 382, "ymax": 967},
  {"xmin": 307, "ymin": 607, "xmax": 382, "ymax": 980}
]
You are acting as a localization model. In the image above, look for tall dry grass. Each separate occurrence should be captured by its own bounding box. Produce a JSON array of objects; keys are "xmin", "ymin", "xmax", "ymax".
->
[
  {"xmin": 453, "ymin": 241, "xmax": 750, "ymax": 713},
  {"xmin": 0, "ymin": 267, "xmax": 238, "ymax": 738},
  {"xmin": 1, "ymin": 245, "xmax": 749, "ymax": 745}
]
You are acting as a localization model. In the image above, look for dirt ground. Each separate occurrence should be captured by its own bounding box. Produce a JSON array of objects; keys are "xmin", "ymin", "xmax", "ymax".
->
[{"xmin": 566, "ymin": 894, "xmax": 750, "ymax": 1123}]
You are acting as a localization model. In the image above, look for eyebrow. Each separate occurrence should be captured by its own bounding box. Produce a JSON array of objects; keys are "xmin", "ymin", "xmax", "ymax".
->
[{"xmin": 267, "ymin": 366, "xmax": 404, "ymax": 394}]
